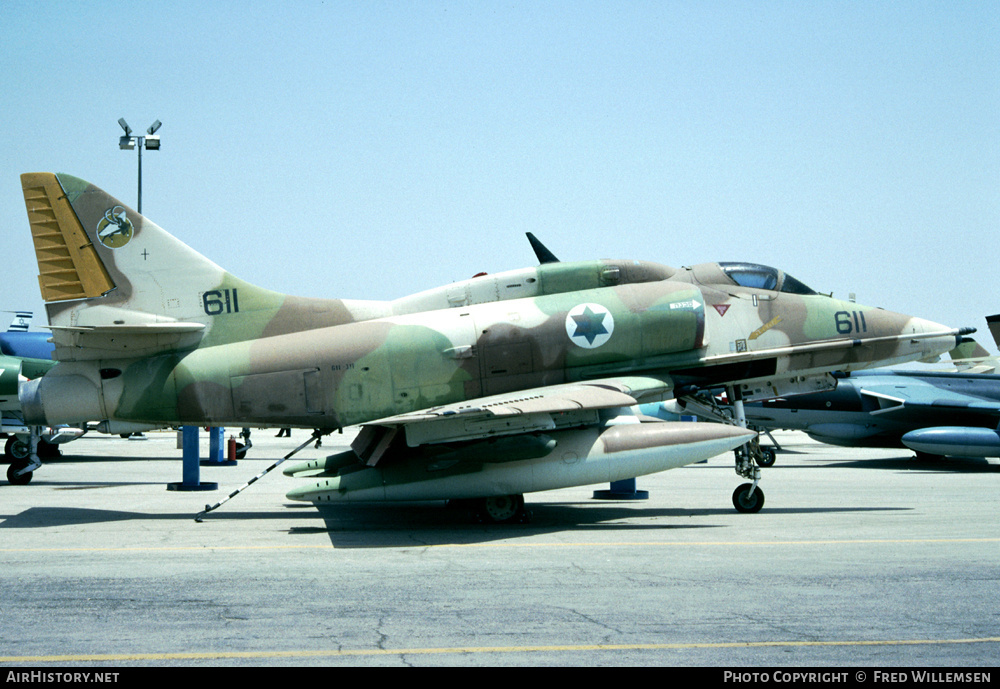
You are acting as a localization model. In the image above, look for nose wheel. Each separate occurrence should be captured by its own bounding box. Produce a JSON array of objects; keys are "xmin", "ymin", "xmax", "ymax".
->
[
  {"xmin": 732, "ymin": 482, "xmax": 764, "ymax": 513},
  {"xmin": 733, "ymin": 442, "xmax": 765, "ymax": 513},
  {"xmin": 728, "ymin": 385, "xmax": 767, "ymax": 513}
]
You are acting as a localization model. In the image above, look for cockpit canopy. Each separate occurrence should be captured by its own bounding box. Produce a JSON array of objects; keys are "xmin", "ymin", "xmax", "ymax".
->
[{"xmin": 717, "ymin": 262, "xmax": 818, "ymax": 295}]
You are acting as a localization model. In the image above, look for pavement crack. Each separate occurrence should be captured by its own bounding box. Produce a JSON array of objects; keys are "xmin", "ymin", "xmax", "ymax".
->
[{"xmin": 563, "ymin": 607, "xmax": 624, "ymax": 636}]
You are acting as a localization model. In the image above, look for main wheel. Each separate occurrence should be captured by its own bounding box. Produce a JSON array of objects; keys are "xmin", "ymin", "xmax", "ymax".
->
[
  {"xmin": 479, "ymin": 494, "xmax": 527, "ymax": 524},
  {"xmin": 755, "ymin": 447, "xmax": 776, "ymax": 467},
  {"xmin": 7, "ymin": 459, "xmax": 33, "ymax": 485},
  {"xmin": 732, "ymin": 483, "xmax": 764, "ymax": 513},
  {"xmin": 5, "ymin": 436, "xmax": 30, "ymax": 462}
]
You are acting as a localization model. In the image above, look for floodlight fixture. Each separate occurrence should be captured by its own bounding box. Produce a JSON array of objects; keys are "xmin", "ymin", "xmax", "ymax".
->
[{"xmin": 117, "ymin": 117, "xmax": 162, "ymax": 214}]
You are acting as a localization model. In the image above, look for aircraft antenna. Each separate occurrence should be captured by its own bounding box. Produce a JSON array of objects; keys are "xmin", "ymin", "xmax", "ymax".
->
[{"xmin": 526, "ymin": 232, "xmax": 560, "ymax": 264}]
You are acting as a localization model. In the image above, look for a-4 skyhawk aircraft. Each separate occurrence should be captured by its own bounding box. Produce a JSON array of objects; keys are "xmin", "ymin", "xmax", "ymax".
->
[{"xmin": 17, "ymin": 172, "xmax": 968, "ymax": 520}]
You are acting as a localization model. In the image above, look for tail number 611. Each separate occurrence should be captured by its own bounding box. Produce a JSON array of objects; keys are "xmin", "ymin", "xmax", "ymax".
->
[{"xmin": 203, "ymin": 288, "xmax": 240, "ymax": 316}]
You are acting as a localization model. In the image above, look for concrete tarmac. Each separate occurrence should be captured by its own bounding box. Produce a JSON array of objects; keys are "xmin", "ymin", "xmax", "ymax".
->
[{"xmin": 1, "ymin": 428, "xmax": 998, "ymax": 667}]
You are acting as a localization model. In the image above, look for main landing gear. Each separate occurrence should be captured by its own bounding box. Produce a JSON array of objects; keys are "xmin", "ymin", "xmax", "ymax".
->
[
  {"xmin": 5, "ymin": 428, "xmax": 43, "ymax": 485},
  {"xmin": 449, "ymin": 494, "xmax": 532, "ymax": 524}
]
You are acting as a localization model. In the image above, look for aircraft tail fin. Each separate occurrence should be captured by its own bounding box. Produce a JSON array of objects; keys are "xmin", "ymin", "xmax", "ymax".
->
[
  {"xmin": 21, "ymin": 172, "xmax": 230, "ymax": 310},
  {"xmin": 948, "ymin": 338, "xmax": 991, "ymax": 361},
  {"xmin": 20, "ymin": 172, "xmax": 367, "ymax": 361},
  {"xmin": 987, "ymin": 314, "xmax": 1000, "ymax": 351},
  {"xmin": 5, "ymin": 311, "xmax": 32, "ymax": 332}
]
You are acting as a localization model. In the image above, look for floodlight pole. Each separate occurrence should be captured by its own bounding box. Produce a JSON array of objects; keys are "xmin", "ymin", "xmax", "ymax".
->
[
  {"xmin": 137, "ymin": 142, "xmax": 143, "ymax": 214},
  {"xmin": 117, "ymin": 118, "xmax": 161, "ymax": 214}
]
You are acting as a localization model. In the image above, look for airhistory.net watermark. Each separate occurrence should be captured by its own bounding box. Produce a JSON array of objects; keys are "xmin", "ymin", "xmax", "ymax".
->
[{"xmin": 6, "ymin": 673, "xmax": 119, "ymax": 684}]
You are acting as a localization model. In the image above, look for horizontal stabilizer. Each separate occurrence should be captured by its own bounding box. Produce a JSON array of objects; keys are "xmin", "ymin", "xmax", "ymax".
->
[{"xmin": 49, "ymin": 321, "xmax": 205, "ymax": 360}]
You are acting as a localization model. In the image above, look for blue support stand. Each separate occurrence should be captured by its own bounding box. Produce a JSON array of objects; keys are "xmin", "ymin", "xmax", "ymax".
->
[
  {"xmin": 201, "ymin": 426, "xmax": 237, "ymax": 466},
  {"xmin": 167, "ymin": 426, "xmax": 218, "ymax": 491},
  {"xmin": 592, "ymin": 477, "xmax": 649, "ymax": 500}
]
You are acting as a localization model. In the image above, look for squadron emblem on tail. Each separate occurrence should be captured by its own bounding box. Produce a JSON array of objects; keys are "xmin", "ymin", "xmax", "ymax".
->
[{"xmin": 96, "ymin": 206, "xmax": 133, "ymax": 249}]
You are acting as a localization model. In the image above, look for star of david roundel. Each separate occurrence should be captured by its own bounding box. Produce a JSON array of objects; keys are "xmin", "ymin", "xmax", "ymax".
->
[{"xmin": 565, "ymin": 303, "xmax": 615, "ymax": 349}]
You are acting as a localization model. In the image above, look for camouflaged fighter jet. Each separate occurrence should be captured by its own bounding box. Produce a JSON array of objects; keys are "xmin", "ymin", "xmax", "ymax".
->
[{"xmin": 17, "ymin": 173, "xmax": 969, "ymax": 520}]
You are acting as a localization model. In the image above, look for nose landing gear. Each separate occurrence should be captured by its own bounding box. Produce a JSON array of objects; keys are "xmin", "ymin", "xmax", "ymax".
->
[{"xmin": 729, "ymin": 386, "xmax": 766, "ymax": 513}]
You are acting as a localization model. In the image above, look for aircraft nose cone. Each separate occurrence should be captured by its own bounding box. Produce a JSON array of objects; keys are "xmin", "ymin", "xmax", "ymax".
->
[
  {"xmin": 907, "ymin": 314, "xmax": 971, "ymax": 344},
  {"xmin": 846, "ymin": 307, "xmax": 966, "ymax": 371},
  {"xmin": 908, "ymin": 316, "xmax": 955, "ymax": 335},
  {"xmin": 896, "ymin": 315, "xmax": 968, "ymax": 362}
]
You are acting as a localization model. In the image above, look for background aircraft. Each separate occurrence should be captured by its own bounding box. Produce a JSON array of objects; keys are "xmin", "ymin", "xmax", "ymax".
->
[
  {"xmin": 0, "ymin": 311, "xmax": 154, "ymax": 481},
  {"xmin": 0, "ymin": 313, "xmax": 73, "ymax": 475},
  {"xmin": 16, "ymin": 172, "xmax": 968, "ymax": 518},
  {"xmin": 0, "ymin": 312, "xmax": 54, "ymax": 360},
  {"xmin": 664, "ymin": 316, "xmax": 1000, "ymax": 463},
  {"xmin": 0, "ymin": 350, "xmax": 85, "ymax": 480}
]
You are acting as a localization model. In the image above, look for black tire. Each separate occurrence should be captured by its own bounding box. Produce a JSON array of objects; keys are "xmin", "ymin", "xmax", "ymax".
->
[
  {"xmin": 732, "ymin": 483, "xmax": 764, "ymax": 513},
  {"xmin": 5, "ymin": 436, "xmax": 30, "ymax": 462},
  {"xmin": 755, "ymin": 448, "xmax": 776, "ymax": 467},
  {"xmin": 7, "ymin": 459, "xmax": 33, "ymax": 485},
  {"xmin": 478, "ymin": 494, "xmax": 528, "ymax": 524}
]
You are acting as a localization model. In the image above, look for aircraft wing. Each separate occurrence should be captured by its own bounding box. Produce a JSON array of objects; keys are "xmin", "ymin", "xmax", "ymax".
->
[
  {"xmin": 861, "ymin": 384, "xmax": 1000, "ymax": 419},
  {"xmin": 352, "ymin": 375, "xmax": 673, "ymax": 464}
]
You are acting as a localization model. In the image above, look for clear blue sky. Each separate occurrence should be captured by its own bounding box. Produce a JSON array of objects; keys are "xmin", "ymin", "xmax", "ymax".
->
[{"xmin": 2, "ymin": 1, "xmax": 998, "ymax": 352}]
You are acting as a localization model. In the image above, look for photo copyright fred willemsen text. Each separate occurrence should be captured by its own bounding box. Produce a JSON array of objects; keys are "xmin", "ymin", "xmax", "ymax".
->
[{"xmin": 724, "ymin": 672, "xmax": 991, "ymax": 684}]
